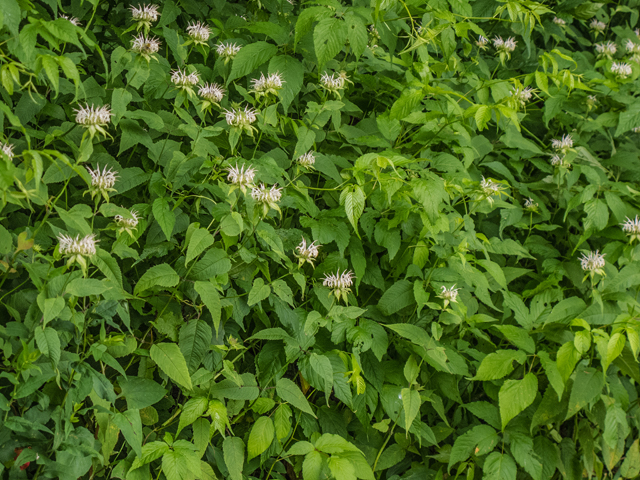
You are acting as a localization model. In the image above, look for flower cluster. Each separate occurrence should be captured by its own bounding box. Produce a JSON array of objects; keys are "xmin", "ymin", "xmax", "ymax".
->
[
  {"xmin": 323, "ymin": 270, "xmax": 355, "ymax": 304},
  {"xmin": 297, "ymin": 151, "xmax": 316, "ymax": 169},
  {"xmin": 632, "ymin": 126, "xmax": 640, "ymax": 133},
  {"xmin": 130, "ymin": 4, "xmax": 159, "ymax": 31},
  {"xmin": 74, "ymin": 104, "xmax": 112, "ymax": 138},
  {"xmin": 198, "ymin": 83, "xmax": 225, "ymax": 105},
  {"xmin": 217, "ymin": 42, "xmax": 242, "ymax": 63},
  {"xmin": 115, "ymin": 210, "xmax": 140, "ymax": 237},
  {"xmin": 524, "ymin": 198, "xmax": 538, "ymax": 211},
  {"xmin": 493, "ymin": 36, "xmax": 517, "ymax": 63},
  {"xmin": 86, "ymin": 165, "xmax": 117, "ymax": 202},
  {"xmin": 1, "ymin": 142, "xmax": 14, "ymax": 159},
  {"xmin": 476, "ymin": 36, "xmax": 489, "ymax": 49},
  {"xmin": 611, "ymin": 62, "xmax": 632, "ymax": 79},
  {"xmin": 586, "ymin": 95, "xmax": 598, "ymax": 110},
  {"xmin": 553, "ymin": 17, "xmax": 566, "ymax": 26},
  {"xmin": 625, "ymin": 39, "xmax": 640, "ymax": 54},
  {"xmin": 58, "ymin": 233, "xmax": 98, "ymax": 275},
  {"xmin": 621, "ymin": 216, "xmax": 640, "ymax": 242},
  {"xmin": 59, "ymin": 14, "xmax": 81, "ymax": 26},
  {"xmin": 480, "ymin": 177, "xmax": 505, "ymax": 205},
  {"xmin": 320, "ymin": 72, "xmax": 349, "ymax": 96},
  {"xmin": 171, "ymin": 68, "xmax": 200, "ymax": 88},
  {"xmin": 295, "ymin": 237, "xmax": 321, "ymax": 267},
  {"xmin": 224, "ymin": 106, "xmax": 258, "ymax": 134},
  {"xmin": 187, "ymin": 22, "xmax": 211, "ymax": 45},
  {"xmin": 437, "ymin": 285, "xmax": 459, "ymax": 307},
  {"xmin": 131, "ymin": 34, "xmax": 161, "ymax": 57},
  {"xmin": 595, "ymin": 41, "xmax": 617, "ymax": 58},
  {"xmin": 250, "ymin": 72, "xmax": 284, "ymax": 97},
  {"xmin": 509, "ymin": 86, "xmax": 534, "ymax": 109},
  {"xmin": 551, "ymin": 134, "xmax": 573, "ymax": 154},
  {"xmin": 251, "ymin": 184, "xmax": 282, "ymax": 216},
  {"xmin": 590, "ymin": 19, "xmax": 606, "ymax": 33},
  {"xmin": 580, "ymin": 250, "xmax": 606, "ymax": 278},
  {"xmin": 227, "ymin": 164, "xmax": 256, "ymax": 193}
]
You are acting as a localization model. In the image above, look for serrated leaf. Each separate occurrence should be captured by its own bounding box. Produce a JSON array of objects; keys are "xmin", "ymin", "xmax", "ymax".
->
[
  {"xmin": 150, "ymin": 343, "xmax": 192, "ymax": 390},
  {"xmin": 248, "ymin": 416, "xmax": 275, "ymax": 459},
  {"xmin": 194, "ymin": 281, "xmax": 222, "ymax": 335},
  {"xmin": 228, "ymin": 41, "xmax": 278, "ymax": 84},
  {"xmin": 276, "ymin": 378, "xmax": 316, "ymax": 418},
  {"xmin": 314, "ymin": 18, "xmax": 348, "ymax": 67},
  {"xmin": 499, "ymin": 372, "xmax": 538, "ymax": 429},
  {"xmin": 186, "ymin": 228, "xmax": 214, "ymax": 265},
  {"xmin": 134, "ymin": 263, "xmax": 179, "ymax": 296},
  {"xmin": 152, "ymin": 197, "xmax": 175, "ymax": 241}
]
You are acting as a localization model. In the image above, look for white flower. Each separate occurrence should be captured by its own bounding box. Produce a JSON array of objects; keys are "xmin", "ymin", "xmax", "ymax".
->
[
  {"xmin": 621, "ymin": 216, "xmax": 640, "ymax": 242},
  {"xmin": 251, "ymin": 72, "xmax": 284, "ymax": 96},
  {"xmin": 550, "ymin": 154, "xmax": 568, "ymax": 167},
  {"xmin": 595, "ymin": 41, "xmax": 617, "ymax": 57},
  {"xmin": 295, "ymin": 237, "xmax": 321, "ymax": 267},
  {"xmin": 580, "ymin": 250, "xmax": 606, "ymax": 275},
  {"xmin": 479, "ymin": 177, "xmax": 505, "ymax": 205},
  {"xmin": 115, "ymin": 210, "xmax": 139, "ymax": 237},
  {"xmin": 632, "ymin": 126, "xmax": 640, "ymax": 133},
  {"xmin": 476, "ymin": 35, "xmax": 489, "ymax": 48},
  {"xmin": 227, "ymin": 164, "xmax": 256, "ymax": 190},
  {"xmin": 437, "ymin": 285, "xmax": 459, "ymax": 305},
  {"xmin": 198, "ymin": 83, "xmax": 225, "ymax": 103},
  {"xmin": 187, "ymin": 21, "xmax": 211, "ymax": 44},
  {"xmin": 551, "ymin": 134, "xmax": 573, "ymax": 153},
  {"xmin": 297, "ymin": 151, "xmax": 316, "ymax": 168},
  {"xmin": 251, "ymin": 184, "xmax": 282, "ymax": 203},
  {"xmin": 131, "ymin": 33, "xmax": 161, "ymax": 55},
  {"xmin": 510, "ymin": 86, "xmax": 534, "ymax": 108},
  {"xmin": 86, "ymin": 165, "xmax": 118, "ymax": 201},
  {"xmin": 320, "ymin": 72, "xmax": 347, "ymax": 94},
  {"xmin": 171, "ymin": 68, "xmax": 200, "ymax": 88},
  {"xmin": 611, "ymin": 62, "xmax": 632, "ymax": 78},
  {"xmin": 553, "ymin": 17, "xmax": 566, "ymax": 26},
  {"xmin": 524, "ymin": 198, "xmax": 538, "ymax": 211},
  {"xmin": 216, "ymin": 42, "xmax": 242, "ymax": 60},
  {"xmin": 587, "ymin": 95, "xmax": 598, "ymax": 108},
  {"xmin": 74, "ymin": 104, "xmax": 112, "ymax": 126},
  {"xmin": 224, "ymin": 106, "xmax": 258, "ymax": 128},
  {"xmin": 625, "ymin": 39, "xmax": 640, "ymax": 54},
  {"xmin": 493, "ymin": 36, "xmax": 517, "ymax": 52},
  {"xmin": 590, "ymin": 19, "xmax": 606, "ymax": 32},
  {"xmin": 1, "ymin": 142, "xmax": 14, "ymax": 159},
  {"xmin": 323, "ymin": 270, "xmax": 355, "ymax": 303},
  {"xmin": 58, "ymin": 233, "xmax": 98, "ymax": 257},
  {"xmin": 59, "ymin": 14, "xmax": 81, "ymax": 26},
  {"xmin": 130, "ymin": 4, "xmax": 160, "ymax": 24}
]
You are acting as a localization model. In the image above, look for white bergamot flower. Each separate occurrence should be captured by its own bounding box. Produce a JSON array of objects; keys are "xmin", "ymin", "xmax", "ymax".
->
[
  {"xmin": 625, "ymin": 39, "xmax": 640, "ymax": 54},
  {"xmin": 323, "ymin": 270, "xmax": 355, "ymax": 304},
  {"xmin": 115, "ymin": 210, "xmax": 140, "ymax": 237},
  {"xmin": 1, "ymin": 142, "xmax": 14, "ymax": 159},
  {"xmin": 251, "ymin": 184, "xmax": 283, "ymax": 217},
  {"xmin": 250, "ymin": 72, "xmax": 284, "ymax": 97},
  {"xmin": 59, "ymin": 14, "xmax": 81, "ymax": 26},
  {"xmin": 553, "ymin": 17, "xmax": 566, "ymax": 26},
  {"xmin": 437, "ymin": 285, "xmax": 459, "ymax": 307},
  {"xmin": 297, "ymin": 151, "xmax": 316, "ymax": 169},
  {"xmin": 551, "ymin": 134, "xmax": 573, "ymax": 154},
  {"xmin": 524, "ymin": 198, "xmax": 538, "ymax": 211},
  {"xmin": 611, "ymin": 62, "xmax": 632, "ymax": 78},
  {"xmin": 595, "ymin": 41, "xmax": 617, "ymax": 58},
  {"xmin": 217, "ymin": 42, "xmax": 242, "ymax": 63},
  {"xmin": 187, "ymin": 21, "xmax": 211, "ymax": 45},
  {"xmin": 86, "ymin": 165, "xmax": 117, "ymax": 202},
  {"xmin": 509, "ymin": 86, "xmax": 534, "ymax": 109},
  {"xmin": 580, "ymin": 250, "xmax": 606, "ymax": 278},
  {"xmin": 227, "ymin": 164, "xmax": 256, "ymax": 193},
  {"xmin": 58, "ymin": 233, "xmax": 98, "ymax": 275},
  {"xmin": 224, "ymin": 106, "xmax": 258, "ymax": 134},
  {"xmin": 198, "ymin": 83, "xmax": 225, "ymax": 104},
  {"xmin": 131, "ymin": 33, "xmax": 161, "ymax": 57},
  {"xmin": 480, "ymin": 177, "xmax": 505, "ymax": 205},
  {"xmin": 476, "ymin": 35, "xmax": 489, "ymax": 49},
  {"xmin": 320, "ymin": 71, "xmax": 350, "ymax": 96},
  {"xmin": 130, "ymin": 4, "xmax": 160, "ymax": 31},
  {"xmin": 590, "ymin": 19, "xmax": 606, "ymax": 33},
  {"xmin": 632, "ymin": 126, "xmax": 640, "ymax": 133},
  {"xmin": 621, "ymin": 216, "xmax": 640, "ymax": 242},
  {"xmin": 74, "ymin": 104, "xmax": 112, "ymax": 138},
  {"xmin": 171, "ymin": 68, "xmax": 200, "ymax": 88},
  {"xmin": 295, "ymin": 237, "xmax": 321, "ymax": 267}
]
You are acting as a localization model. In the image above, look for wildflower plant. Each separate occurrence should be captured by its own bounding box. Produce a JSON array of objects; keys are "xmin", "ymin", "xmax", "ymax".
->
[{"xmin": 130, "ymin": 4, "xmax": 160, "ymax": 32}]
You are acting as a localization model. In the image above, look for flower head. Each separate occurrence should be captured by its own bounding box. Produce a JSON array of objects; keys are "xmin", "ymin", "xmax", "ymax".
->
[
  {"xmin": 553, "ymin": 17, "xmax": 566, "ymax": 26},
  {"xmin": 611, "ymin": 62, "xmax": 632, "ymax": 78},
  {"xmin": 187, "ymin": 21, "xmax": 211, "ymax": 44},
  {"xmin": 297, "ymin": 151, "xmax": 316, "ymax": 169},
  {"xmin": 437, "ymin": 285, "xmax": 459, "ymax": 307},
  {"xmin": 632, "ymin": 126, "xmax": 640, "ymax": 133},
  {"xmin": 476, "ymin": 35, "xmax": 489, "ymax": 49},
  {"xmin": 580, "ymin": 250, "xmax": 606, "ymax": 278},
  {"xmin": 59, "ymin": 14, "xmax": 81, "ymax": 26},
  {"xmin": 224, "ymin": 106, "xmax": 258, "ymax": 134},
  {"xmin": 320, "ymin": 72, "xmax": 347, "ymax": 95},
  {"xmin": 251, "ymin": 183, "xmax": 282, "ymax": 216},
  {"xmin": 509, "ymin": 86, "xmax": 534, "ymax": 109},
  {"xmin": 295, "ymin": 237, "xmax": 321, "ymax": 267},
  {"xmin": 524, "ymin": 198, "xmax": 538, "ymax": 211},
  {"xmin": 217, "ymin": 42, "xmax": 242, "ymax": 62},
  {"xmin": 551, "ymin": 134, "xmax": 573, "ymax": 154},
  {"xmin": 493, "ymin": 36, "xmax": 517, "ymax": 63},
  {"xmin": 58, "ymin": 233, "xmax": 98, "ymax": 275},
  {"xmin": 86, "ymin": 165, "xmax": 117, "ymax": 202},
  {"xmin": 130, "ymin": 4, "xmax": 160, "ymax": 31},
  {"xmin": 480, "ymin": 177, "xmax": 505, "ymax": 205},
  {"xmin": 1, "ymin": 142, "xmax": 14, "ymax": 159},
  {"xmin": 625, "ymin": 39, "xmax": 640, "ymax": 54},
  {"xmin": 74, "ymin": 104, "xmax": 112, "ymax": 138},
  {"xmin": 595, "ymin": 41, "xmax": 617, "ymax": 58},
  {"xmin": 621, "ymin": 216, "xmax": 640, "ymax": 242},
  {"xmin": 227, "ymin": 164, "xmax": 256, "ymax": 192},
  {"xmin": 586, "ymin": 95, "xmax": 598, "ymax": 110},
  {"xmin": 198, "ymin": 83, "xmax": 225, "ymax": 104},
  {"xmin": 115, "ymin": 210, "xmax": 139, "ymax": 237},
  {"xmin": 250, "ymin": 72, "xmax": 284, "ymax": 97},
  {"xmin": 590, "ymin": 19, "xmax": 606, "ymax": 32},
  {"xmin": 171, "ymin": 68, "xmax": 200, "ymax": 88},
  {"xmin": 131, "ymin": 33, "xmax": 161, "ymax": 57},
  {"xmin": 323, "ymin": 270, "xmax": 355, "ymax": 304},
  {"xmin": 550, "ymin": 154, "xmax": 569, "ymax": 168}
]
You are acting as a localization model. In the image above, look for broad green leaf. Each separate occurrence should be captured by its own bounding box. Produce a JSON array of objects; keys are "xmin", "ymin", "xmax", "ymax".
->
[
  {"xmin": 449, "ymin": 424, "xmax": 498, "ymax": 471},
  {"xmin": 313, "ymin": 18, "xmax": 348, "ymax": 67},
  {"xmin": 134, "ymin": 263, "xmax": 179, "ymax": 296},
  {"xmin": 483, "ymin": 452, "xmax": 517, "ymax": 480},
  {"xmin": 565, "ymin": 367, "xmax": 603, "ymax": 419},
  {"xmin": 34, "ymin": 327, "xmax": 61, "ymax": 366},
  {"xmin": 162, "ymin": 441, "xmax": 201, "ymax": 480},
  {"xmin": 152, "ymin": 197, "xmax": 175, "ymax": 241},
  {"xmin": 186, "ymin": 228, "xmax": 214, "ymax": 265},
  {"xmin": 113, "ymin": 409, "xmax": 143, "ymax": 457},
  {"xmin": 473, "ymin": 349, "xmax": 527, "ymax": 381},
  {"xmin": 499, "ymin": 372, "xmax": 538, "ymax": 429},
  {"xmin": 537, "ymin": 351, "xmax": 564, "ymax": 400},
  {"xmin": 340, "ymin": 185, "xmax": 365, "ymax": 236},
  {"xmin": 248, "ymin": 277, "xmax": 271, "ymax": 306},
  {"xmin": 179, "ymin": 319, "xmax": 212, "ymax": 373},
  {"xmin": 194, "ymin": 281, "xmax": 222, "ymax": 334},
  {"xmin": 310, "ymin": 353, "xmax": 333, "ymax": 396},
  {"xmin": 150, "ymin": 343, "xmax": 192, "ymax": 390},
  {"xmin": 276, "ymin": 378, "xmax": 316, "ymax": 418},
  {"xmin": 228, "ymin": 41, "xmax": 278, "ymax": 83},
  {"xmin": 248, "ymin": 416, "xmax": 275, "ymax": 459},
  {"xmin": 177, "ymin": 397, "xmax": 209, "ymax": 434},
  {"xmin": 401, "ymin": 388, "xmax": 421, "ymax": 433},
  {"xmin": 119, "ymin": 377, "xmax": 166, "ymax": 410},
  {"xmin": 223, "ymin": 436, "xmax": 245, "ymax": 480}
]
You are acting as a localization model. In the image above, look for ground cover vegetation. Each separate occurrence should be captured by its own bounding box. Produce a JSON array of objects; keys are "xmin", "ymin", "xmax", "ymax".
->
[{"xmin": 0, "ymin": 0, "xmax": 640, "ymax": 478}]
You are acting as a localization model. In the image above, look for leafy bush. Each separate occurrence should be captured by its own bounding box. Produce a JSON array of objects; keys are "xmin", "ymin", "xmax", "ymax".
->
[{"xmin": 1, "ymin": 0, "xmax": 640, "ymax": 478}]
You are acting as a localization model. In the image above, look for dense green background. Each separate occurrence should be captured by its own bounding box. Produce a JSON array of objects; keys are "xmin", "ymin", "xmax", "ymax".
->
[{"xmin": 0, "ymin": 0, "xmax": 640, "ymax": 478}]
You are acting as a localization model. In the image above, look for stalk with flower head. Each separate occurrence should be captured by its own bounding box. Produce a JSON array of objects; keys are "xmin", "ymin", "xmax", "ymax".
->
[
  {"xmin": 198, "ymin": 83, "xmax": 225, "ymax": 113},
  {"xmin": 131, "ymin": 34, "xmax": 161, "ymax": 61},
  {"xmin": 295, "ymin": 237, "xmax": 321, "ymax": 267},
  {"xmin": 85, "ymin": 165, "xmax": 117, "ymax": 202},
  {"xmin": 251, "ymin": 184, "xmax": 282, "ymax": 217},
  {"xmin": 227, "ymin": 164, "xmax": 257, "ymax": 194},
  {"xmin": 74, "ymin": 104, "xmax": 112, "ymax": 139},
  {"xmin": 437, "ymin": 285, "xmax": 460, "ymax": 308},
  {"xmin": 250, "ymin": 72, "xmax": 284, "ymax": 101},
  {"xmin": 493, "ymin": 36, "xmax": 517, "ymax": 64},
  {"xmin": 478, "ymin": 177, "xmax": 507, "ymax": 205},
  {"xmin": 114, "ymin": 210, "xmax": 140, "ymax": 238},
  {"xmin": 57, "ymin": 233, "xmax": 98, "ymax": 276},
  {"xmin": 323, "ymin": 270, "xmax": 355, "ymax": 304},
  {"xmin": 580, "ymin": 250, "xmax": 606, "ymax": 281},
  {"xmin": 130, "ymin": 4, "xmax": 160, "ymax": 33},
  {"xmin": 621, "ymin": 216, "xmax": 640, "ymax": 243}
]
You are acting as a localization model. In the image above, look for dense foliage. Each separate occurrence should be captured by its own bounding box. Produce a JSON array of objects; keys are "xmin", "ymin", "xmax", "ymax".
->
[{"xmin": 1, "ymin": 0, "xmax": 640, "ymax": 478}]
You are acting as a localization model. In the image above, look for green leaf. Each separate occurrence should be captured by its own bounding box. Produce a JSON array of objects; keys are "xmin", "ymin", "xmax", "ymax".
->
[
  {"xmin": 152, "ymin": 197, "xmax": 175, "ymax": 241},
  {"xmin": 310, "ymin": 353, "xmax": 333, "ymax": 396},
  {"xmin": 131, "ymin": 441, "xmax": 170, "ymax": 470},
  {"xmin": 276, "ymin": 378, "xmax": 316, "ymax": 418},
  {"xmin": 223, "ymin": 436, "xmax": 245, "ymax": 480},
  {"xmin": 177, "ymin": 397, "xmax": 209, "ymax": 434},
  {"xmin": 248, "ymin": 416, "xmax": 275, "ymax": 459},
  {"xmin": 449, "ymin": 424, "xmax": 498, "ymax": 471},
  {"xmin": 65, "ymin": 278, "xmax": 110, "ymax": 296},
  {"xmin": 134, "ymin": 263, "xmax": 179, "ymax": 296},
  {"xmin": 340, "ymin": 185, "xmax": 365, "ymax": 236},
  {"xmin": 537, "ymin": 351, "xmax": 564, "ymax": 401},
  {"xmin": 565, "ymin": 367, "xmax": 604, "ymax": 419},
  {"xmin": 378, "ymin": 280, "xmax": 415, "ymax": 316},
  {"xmin": 111, "ymin": 87, "xmax": 132, "ymax": 125},
  {"xmin": 162, "ymin": 441, "xmax": 201, "ymax": 480},
  {"xmin": 272, "ymin": 279, "xmax": 294, "ymax": 306},
  {"xmin": 210, "ymin": 374, "xmax": 260, "ymax": 401},
  {"xmin": 499, "ymin": 372, "xmax": 538, "ymax": 429},
  {"xmin": 274, "ymin": 404, "xmax": 292, "ymax": 440},
  {"xmin": 345, "ymin": 13, "xmax": 368, "ymax": 59},
  {"xmin": 228, "ymin": 41, "xmax": 278, "ymax": 83},
  {"xmin": 493, "ymin": 325, "xmax": 535, "ymax": 353},
  {"xmin": 186, "ymin": 228, "xmax": 214, "ymax": 265},
  {"xmin": 557, "ymin": 341, "xmax": 581, "ymax": 382},
  {"xmin": 483, "ymin": 452, "xmax": 517, "ymax": 480},
  {"xmin": 401, "ymin": 388, "xmax": 421, "ymax": 433},
  {"xmin": 119, "ymin": 377, "xmax": 166, "ymax": 410},
  {"xmin": 34, "ymin": 327, "xmax": 61, "ymax": 366},
  {"xmin": 328, "ymin": 456, "xmax": 356, "ymax": 480},
  {"xmin": 390, "ymin": 88, "xmax": 424, "ymax": 120},
  {"xmin": 303, "ymin": 450, "xmax": 323, "ymax": 480},
  {"xmin": 179, "ymin": 319, "xmax": 212, "ymax": 373},
  {"xmin": 113, "ymin": 409, "xmax": 143, "ymax": 457},
  {"xmin": 313, "ymin": 18, "xmax": 348, "ymax": 67},
  {"xmin": 248, "ymin": 277, "xmax": 271, "ymax": 306},
  {"xmin": 194, "ymin": 281, "xmax": 222, "ymax": 334},
  {"xmin": 150, "ymin": 343, "xmax": 192, "ymax": 390},
  {"xmin": 620, "ymin": 439, "xmax": 640, "ymax": 478},
  {"xmin": 473, "ymin": 349, "xmax": 527, "ymax": 381},
  {"xmin": 477, "ymin": 259, "xmax": 507, "ymax": 289}
]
